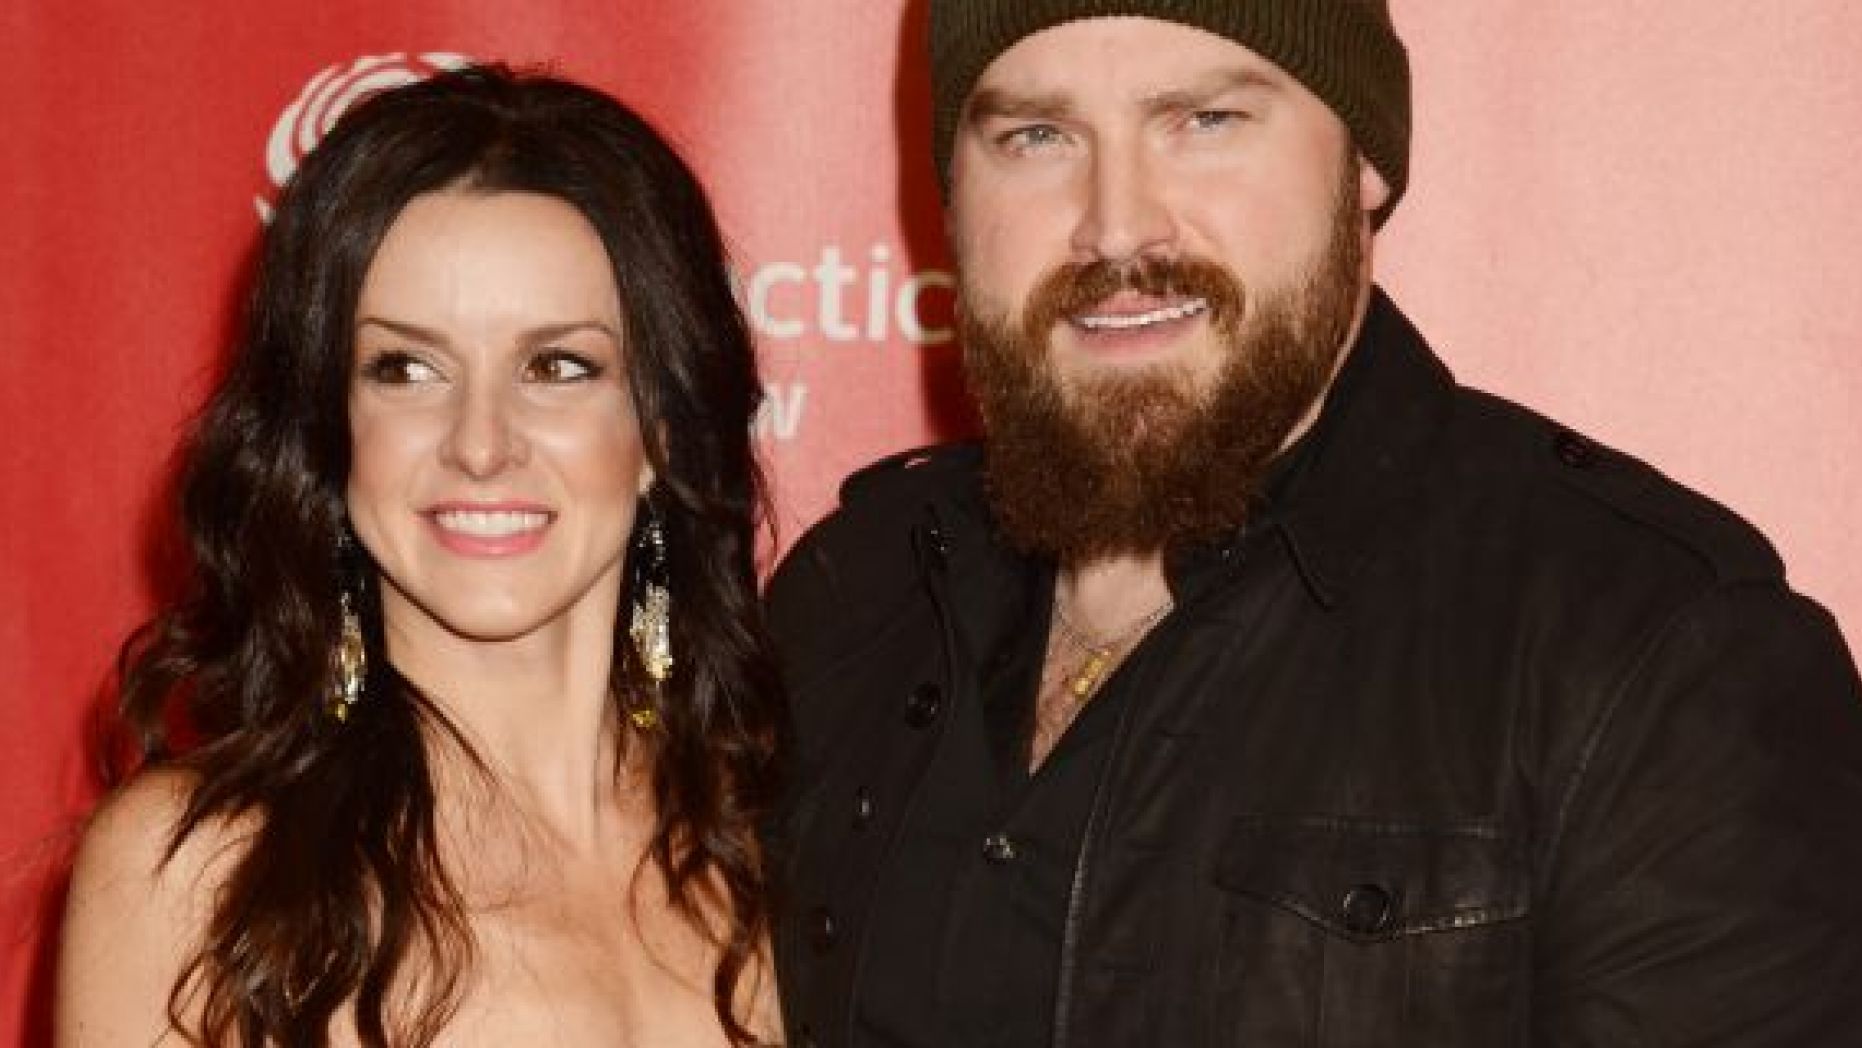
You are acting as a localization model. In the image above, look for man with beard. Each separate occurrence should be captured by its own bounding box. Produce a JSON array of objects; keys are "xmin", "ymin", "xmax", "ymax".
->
[{"xmin": 766, "ymin": 4, "xmax": 1862, "ymax": 1047}]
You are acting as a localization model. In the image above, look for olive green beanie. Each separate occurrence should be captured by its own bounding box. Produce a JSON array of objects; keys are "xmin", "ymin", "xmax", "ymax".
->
[{"xmin": 929, "ymin": 0, "xmax": 1412, "ymax": 220}]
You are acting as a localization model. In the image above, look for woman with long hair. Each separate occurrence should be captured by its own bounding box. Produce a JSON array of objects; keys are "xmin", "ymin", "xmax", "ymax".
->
[{"xmin": 56, "ymin": 66, "xmax": 783, "ymax": 1046}]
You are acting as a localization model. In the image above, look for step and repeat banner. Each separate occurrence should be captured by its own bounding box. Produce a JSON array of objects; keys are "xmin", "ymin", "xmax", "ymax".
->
[{"xmin": 4, "ymin": 1, "xmax": 1859, "ymax": 1041}]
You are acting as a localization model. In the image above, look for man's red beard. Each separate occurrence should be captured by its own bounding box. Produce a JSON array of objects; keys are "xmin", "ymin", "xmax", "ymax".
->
[{"xmin": 959, "ymin": 163, "xmax": 1367, "ymax": 562}]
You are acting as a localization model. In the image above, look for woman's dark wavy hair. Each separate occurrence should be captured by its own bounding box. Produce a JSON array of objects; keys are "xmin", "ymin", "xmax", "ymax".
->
[{"xmin": 116, "ymin": 65, "xmax": 784, "ymax": 1046}]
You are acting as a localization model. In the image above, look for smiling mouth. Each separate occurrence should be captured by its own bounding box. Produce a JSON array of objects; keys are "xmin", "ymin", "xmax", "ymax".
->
[
  {"xmin": 430, "ymin": 508, "xmax": 552, "ymax": 537},
  {"xmin": 1073, "ymin": 297, "xmax": 1210, "ymax": 332}
]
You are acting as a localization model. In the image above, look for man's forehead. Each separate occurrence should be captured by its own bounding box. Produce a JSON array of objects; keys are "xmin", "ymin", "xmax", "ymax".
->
[{"xmin": 969, "ymin": 15, "xmax": 1294, "ymax": 100}]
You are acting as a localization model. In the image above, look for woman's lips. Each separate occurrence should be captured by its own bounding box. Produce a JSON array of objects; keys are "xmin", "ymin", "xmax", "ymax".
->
[{"xmin": 424, "ymin": 502, "xmax": 553, "ymax": 557}]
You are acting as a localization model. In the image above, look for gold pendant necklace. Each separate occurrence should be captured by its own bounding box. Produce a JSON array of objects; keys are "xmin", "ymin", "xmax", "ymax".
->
[{"xmin": 1051, "ymin": 597, "xmax": 1173, "ymax": 701}]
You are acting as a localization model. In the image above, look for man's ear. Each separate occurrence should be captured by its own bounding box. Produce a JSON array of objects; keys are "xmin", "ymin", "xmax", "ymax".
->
[{"xmin": 1358, "ymin": 154, "xmax": 1392, "ymax": 216}]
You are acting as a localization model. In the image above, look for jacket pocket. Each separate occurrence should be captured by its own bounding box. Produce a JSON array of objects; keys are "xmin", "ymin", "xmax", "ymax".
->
[{"xmin": 1209, "ymin": 815, "xmax": 1529, "ymax": 1047}]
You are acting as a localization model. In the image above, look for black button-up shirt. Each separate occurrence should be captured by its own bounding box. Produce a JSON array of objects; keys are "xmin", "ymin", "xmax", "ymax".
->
[{"xmin": 853, "ymin": 555, "xmax": 1136, "ymax": 1047}]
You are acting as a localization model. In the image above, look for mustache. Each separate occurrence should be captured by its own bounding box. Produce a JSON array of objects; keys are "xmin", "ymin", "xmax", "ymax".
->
[{"xmin": 1019, "ymin": 255, "xmax": 1247, "ymax": 345}]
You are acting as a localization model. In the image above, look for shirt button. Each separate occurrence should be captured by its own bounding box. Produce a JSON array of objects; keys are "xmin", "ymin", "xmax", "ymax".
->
[
  {"xmin": 903, "ymin": 683, "xmax": 943, "ymax": 727},
  {"xmin": 1340, "ymin": 883, "xmax": 1397, "ymax": 935},
  {"xmin": 807, "ymin": 906, "xmax": 838, "ymax": 953},
  {"xmin": 852, "ymin": 787, "xmax": 875, "ymax": 829},
  {"xmin": 981, "ymin": 832, "xmax": 1018, "ymax": 864}
]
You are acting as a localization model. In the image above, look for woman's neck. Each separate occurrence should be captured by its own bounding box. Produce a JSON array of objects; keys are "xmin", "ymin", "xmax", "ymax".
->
[{"xmin": 381, "ymin": 588, "xmax": 634, "ymax": 852}]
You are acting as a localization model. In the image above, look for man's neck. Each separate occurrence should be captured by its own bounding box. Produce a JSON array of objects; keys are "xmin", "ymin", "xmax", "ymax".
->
[
  {"xmin": 1056, "ymin": 552, "xmax": 1172, "ymax": 639},
  {"xmin": 1027, "ymin": 552, "xmax": 1173, "ymax": 771}
]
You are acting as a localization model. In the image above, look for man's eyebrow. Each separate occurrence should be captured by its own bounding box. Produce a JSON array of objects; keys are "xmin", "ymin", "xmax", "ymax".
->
[
  {"xmin": 965, "ymin": 87, "xmax": 1074, "ymax": 124},
  {"xmin": 965, "ymin": 68, "xmax": 1283, "ymax": 125},
  {"xmin": 1142, "ymin": 68, "xmax": 1282, "ymax": 115}
]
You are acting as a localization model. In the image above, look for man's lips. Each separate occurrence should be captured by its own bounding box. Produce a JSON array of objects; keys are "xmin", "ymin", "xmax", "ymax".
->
[{"xmin": 1070, "ymin": 295, "xmax": 1210, "ymax": 332}]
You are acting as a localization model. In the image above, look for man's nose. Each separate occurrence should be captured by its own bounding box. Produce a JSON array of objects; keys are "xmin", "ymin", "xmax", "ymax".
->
[{"xmin": 1070, "ymin": 142, "xmax": 1178, "ymax": 264}]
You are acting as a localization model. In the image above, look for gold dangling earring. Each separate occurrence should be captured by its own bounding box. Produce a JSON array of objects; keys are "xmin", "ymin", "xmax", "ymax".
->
[
  {"xmin": 328, "ymin": 588, "xmax": 366, "ymax": 722},
  {"xmin": 327, "ymin": 528, "xmax": 366, "ymax": 723},
  {"xmin": 627, "ymin": 500, "xmax": 671, "ymax": 730}
]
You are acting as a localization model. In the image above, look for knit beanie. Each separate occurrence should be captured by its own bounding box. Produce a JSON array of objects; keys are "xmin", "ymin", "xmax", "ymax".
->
[{"xmin": 929, "ymin": 0, "xmax": 1411, "ymax": 221}]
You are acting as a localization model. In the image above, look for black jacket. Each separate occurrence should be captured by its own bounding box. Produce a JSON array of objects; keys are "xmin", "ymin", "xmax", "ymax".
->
[{"xmin": 766, "ymin": 292, "xmax": 1862, "ymax": 1047}]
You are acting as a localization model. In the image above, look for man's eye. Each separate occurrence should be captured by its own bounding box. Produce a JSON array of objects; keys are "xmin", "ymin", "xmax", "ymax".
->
[
  {"xmin": 523, "ymin": 350, "xmax": 602, "ymax": 383},
  {"xmin": 1187, "ymin": 109, "xmax": 1250, "ymax": 133},
  {"xmin": 999, "ymin": 123, "xmax": 1067, "ymax": 153},
  {"xmin": 359, "ymin": 351, "xmax": 440, "ymax": 384}
]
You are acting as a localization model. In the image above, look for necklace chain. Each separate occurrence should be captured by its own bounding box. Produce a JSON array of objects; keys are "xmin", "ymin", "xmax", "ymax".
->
[{"xmin": 1050, "ymin": 596, "xmax": 1173, "ymax": 701}]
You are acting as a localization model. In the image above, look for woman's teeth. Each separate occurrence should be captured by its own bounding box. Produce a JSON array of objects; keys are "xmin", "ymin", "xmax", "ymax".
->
[{"xmin": 432, "ymin": 509, "xmax": 549, "ymax": 537}]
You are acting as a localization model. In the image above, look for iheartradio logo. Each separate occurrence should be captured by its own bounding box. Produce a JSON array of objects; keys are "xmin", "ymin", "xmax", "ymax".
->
[{"xmin": 254, "ymin": 52, "xmax": 473, "ymax": 221}]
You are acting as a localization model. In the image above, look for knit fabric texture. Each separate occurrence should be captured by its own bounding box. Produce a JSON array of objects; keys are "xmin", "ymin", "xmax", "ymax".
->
[{"xmin": 929, "ymin": 0, "xmax": 1411, "ymax": 220}]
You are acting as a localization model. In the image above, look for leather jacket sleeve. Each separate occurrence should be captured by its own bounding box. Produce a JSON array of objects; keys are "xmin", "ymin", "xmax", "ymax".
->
[{"xmin": 1535, "ymin": 581, "xmax": 1862, "ymax": 1045}]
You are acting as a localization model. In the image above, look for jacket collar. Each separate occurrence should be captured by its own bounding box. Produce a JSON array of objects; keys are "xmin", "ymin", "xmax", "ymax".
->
[{"xmin": 1269, "ymin": 288, "xmax": 1457, "ymax": 607}]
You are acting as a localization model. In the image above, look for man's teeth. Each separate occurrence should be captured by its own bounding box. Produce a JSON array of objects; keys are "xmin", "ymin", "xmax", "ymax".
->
[
  {"xmin": 434, "ymin": 509, "xmax": 549, "ymax": 537},
  {"xmin": 1077, "ymin": 298, "xmax": 1208, "ymax": 331}
]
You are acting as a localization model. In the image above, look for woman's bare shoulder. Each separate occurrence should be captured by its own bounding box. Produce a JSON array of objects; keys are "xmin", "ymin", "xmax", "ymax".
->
[
  {"xmin": 70, "ymin": 767, "xmax": 253, "ymax": 892},
  {"xmin": 57, "ymin": 767, "xmax": 254, "ymax": 1045}
]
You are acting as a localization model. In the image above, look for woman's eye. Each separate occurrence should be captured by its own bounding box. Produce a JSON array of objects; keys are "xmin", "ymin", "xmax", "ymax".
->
[
  {"xmin": 524, "ymin": 351, "xmax": 602, "ymax": 383},
  {"xmin": 359, "ymin": 351, "xmax": 440, "ymax": 384}
]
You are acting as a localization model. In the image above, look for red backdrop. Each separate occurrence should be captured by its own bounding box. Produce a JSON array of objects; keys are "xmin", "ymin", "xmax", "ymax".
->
[{"xmin": 4, "ymin": 2, "xmax": 1859, "ymax": 1043}]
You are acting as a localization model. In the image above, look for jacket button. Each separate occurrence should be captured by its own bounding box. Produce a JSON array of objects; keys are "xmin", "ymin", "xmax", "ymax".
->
[
  {"xmin": 981, "ymin": 832, "xmax": 1017, "ymax": 864},
  {"xmin": 1553, "ymin": 429, "xmax": 1596, "ymax": 468},
  {"xmin": 796, "ymin": 1023, "xmax": 817, "ymax": 1048},
  {"xmin": 807, "ymin": 906, "xmax": 837, "ymax": 953},
  {"xmin": 852, "ymin": 787, "xmax": 875, "ymax": 828},
  {"xmin": 903, "ymin": 683, "xmax": 943, "ymax": 727},
  {"xmin": 1340, "ymin": 884, "xmax": 1397, "ymax": 935}
]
